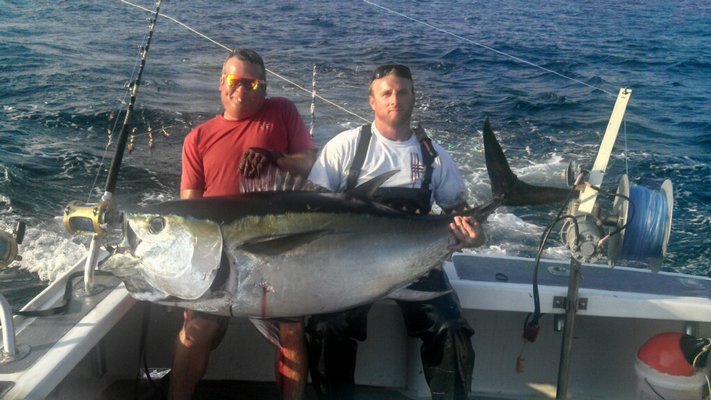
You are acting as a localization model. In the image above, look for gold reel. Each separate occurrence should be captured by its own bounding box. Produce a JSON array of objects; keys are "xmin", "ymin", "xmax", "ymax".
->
[{"xmin": 63, "ymin": 200, "xmax": 109, "ymax": 236}]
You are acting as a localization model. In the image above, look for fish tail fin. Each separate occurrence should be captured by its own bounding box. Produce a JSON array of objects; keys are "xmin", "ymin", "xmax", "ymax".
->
[{"xmin": 483, "ymin": 118, "xmax": 574, "ymax": 206}]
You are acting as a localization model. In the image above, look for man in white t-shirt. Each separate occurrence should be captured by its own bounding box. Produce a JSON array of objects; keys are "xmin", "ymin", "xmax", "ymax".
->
[{"xmin": 306, "ymin": 64, "xmax": 484, "ymax": 400}]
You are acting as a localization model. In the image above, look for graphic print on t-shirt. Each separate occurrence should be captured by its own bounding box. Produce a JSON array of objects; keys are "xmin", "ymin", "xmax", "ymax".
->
[{"xmin": 410, "ymin": 152, "xmax": 424, "ymax": 187}]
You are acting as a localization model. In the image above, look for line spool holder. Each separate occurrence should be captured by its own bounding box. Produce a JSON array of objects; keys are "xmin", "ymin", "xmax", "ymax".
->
[
  {"xmin": 551, "ymin": 88, "xmax": 676, "ymax": 400},
  {"xmin": 560, "ymin": 173, "xmax": 673, "ymax": 269}
]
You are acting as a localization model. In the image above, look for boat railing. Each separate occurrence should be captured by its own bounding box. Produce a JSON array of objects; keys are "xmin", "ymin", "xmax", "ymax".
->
[
  {"xmin": 0, "ymin": 293, "xmax": 29, "ymax": 363},
  {"xmin": 0, "ymin": 294, "xmax": 17, "ymax": 358},
  {"xmin": 0, "ymin": 222, "xmax": 30, "ymax": 363}
]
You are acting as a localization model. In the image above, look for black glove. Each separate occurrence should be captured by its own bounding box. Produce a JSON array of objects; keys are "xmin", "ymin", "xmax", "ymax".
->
[{"xmin": 239, "ymin": 147, "xmax": 283, "ymax": 178}]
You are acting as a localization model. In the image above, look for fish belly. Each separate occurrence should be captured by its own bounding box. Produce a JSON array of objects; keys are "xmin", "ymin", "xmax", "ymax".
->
[{"xmin": 223, "ymin": 213, "xmax": 450, "ymax": 317}]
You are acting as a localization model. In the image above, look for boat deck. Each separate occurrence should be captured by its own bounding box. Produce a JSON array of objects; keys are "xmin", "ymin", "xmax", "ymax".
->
[
  {"xmin": 102, "ymin": 380, "xmax": 401, "ymax": 400},
  {"xmin": 99, "ymin": 378, "xmax": 506, "ymax": 400}
]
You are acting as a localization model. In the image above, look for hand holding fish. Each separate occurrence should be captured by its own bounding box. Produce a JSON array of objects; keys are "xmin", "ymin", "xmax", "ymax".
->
[
  {"xmin": 239, "ymin": 147, "xmax": 283, "ymax": 178},
  {"xmin": 448, "ymin": 216, "xmax": 484, "ymax": 251}
]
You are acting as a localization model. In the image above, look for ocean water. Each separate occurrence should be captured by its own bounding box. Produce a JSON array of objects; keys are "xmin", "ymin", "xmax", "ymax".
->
[{"xmin": 1, "ymin": 0, "xmax": 709, "ymax": 307}]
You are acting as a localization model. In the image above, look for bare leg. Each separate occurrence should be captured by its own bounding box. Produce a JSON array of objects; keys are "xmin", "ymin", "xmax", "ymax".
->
[
  {"xmin": 276, "ymin": 318, "xmax": 308, "ymax": 400},
  {"xmin": 169, "ymin": 310, "xmax": 226, "ymax": 400}
]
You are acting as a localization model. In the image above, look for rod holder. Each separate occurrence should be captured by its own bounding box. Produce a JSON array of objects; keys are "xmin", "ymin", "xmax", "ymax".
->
[{"xmin": 0, "ymin": 294, "xmax": 30, "ymax": 364}]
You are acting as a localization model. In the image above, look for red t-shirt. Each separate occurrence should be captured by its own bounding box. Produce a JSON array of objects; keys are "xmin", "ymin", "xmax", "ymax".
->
[{"xmin": 180, "ymin": 97, "xmax": 315, "ymax": 197}]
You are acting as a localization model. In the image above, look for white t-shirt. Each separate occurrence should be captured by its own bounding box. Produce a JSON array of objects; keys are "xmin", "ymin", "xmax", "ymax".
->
[{"xmin": 308, "ymin": 123, "xmax": 468, "ymax": 210}]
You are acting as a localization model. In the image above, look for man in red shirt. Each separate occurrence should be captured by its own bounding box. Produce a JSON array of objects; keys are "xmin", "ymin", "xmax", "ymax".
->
[{"xmin": 173, "ymin": 48, "xmax": 316, "ymax": 400}]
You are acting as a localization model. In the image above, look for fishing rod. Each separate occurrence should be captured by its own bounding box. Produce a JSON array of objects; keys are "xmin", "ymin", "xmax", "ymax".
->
[{"xmin": 62, "ymin": 0, "xmax": 162, "ymax": 293}]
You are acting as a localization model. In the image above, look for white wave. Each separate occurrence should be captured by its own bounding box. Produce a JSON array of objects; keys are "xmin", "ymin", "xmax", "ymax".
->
[
  {"xmin": 542, "ymin": 245, "xmax": 572, "ymax": 260},
  {"xmin": 464, "ymin": 245, "xmax": 508, "ymax": 257},
  {"xmin": 488, "ymin": 211, "xmax": 544, "ymax": 236},
  {"xmin": 0, "ymin": 193, "xmax": 12, "ymax": 214},
  {"xmin": 0, "ymin": 164, "xmax": 10, "ymax": 183},
  {"xmin": 514, "ymin": 153, "xmax": 568, "ymax": 187},
  {"xmin": 139, "ymin": 191, "xmax": 177, "ymax": 206},
  {"xmin": 16, "ymin": 220, "xmax": 91, "ymax": 282}
]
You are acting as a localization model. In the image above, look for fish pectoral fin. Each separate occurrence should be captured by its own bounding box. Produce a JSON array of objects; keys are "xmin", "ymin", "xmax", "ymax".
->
[
  {"xmin": 249, "ymin": 318, "xmax": 282, "ymax": 349},
  {"xmin": 240, "ymin": 230, "xmax": 326, "ymax": 255},
  {"xmin": 386, "ymin": 286, "xmax": 452, "ymax": 302}
]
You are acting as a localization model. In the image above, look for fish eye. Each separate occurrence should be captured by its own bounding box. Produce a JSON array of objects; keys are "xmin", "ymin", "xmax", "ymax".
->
[{"xmin": 148, "ymin": 217, "xmax": 166, "ymax": 234}]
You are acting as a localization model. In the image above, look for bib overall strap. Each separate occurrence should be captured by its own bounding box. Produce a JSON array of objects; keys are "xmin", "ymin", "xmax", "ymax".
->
[
  {"xmin": 346, "ymin": 124, "xmax": 372, "ymax": 191},
  {"xmin": 414, "ymin": 124, "xmax": 438, "ymax": 190}
]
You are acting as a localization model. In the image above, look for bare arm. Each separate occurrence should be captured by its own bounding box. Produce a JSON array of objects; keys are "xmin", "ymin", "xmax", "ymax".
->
[
  {"xmin": 180, "ymin": 189, "xmax": 203, "ymax": 200},
  {"xmin": 275, "ymin": 149, "xmax": 318, "ymax": 178}
]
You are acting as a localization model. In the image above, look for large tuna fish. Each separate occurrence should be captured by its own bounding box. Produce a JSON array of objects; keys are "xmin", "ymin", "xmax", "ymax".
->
[
  {"xmin": 99, "ymin": 120, "xmax": 572, "ymax": 318},
  {"xmin": 102, "ymin": 177, "xmax": 498, "ymax": 318}
]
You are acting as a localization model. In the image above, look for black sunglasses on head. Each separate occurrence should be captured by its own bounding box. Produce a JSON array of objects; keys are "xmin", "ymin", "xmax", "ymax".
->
[{"xmin": 370, "ymin": 64, "xmax": 412, "ymax": 82}]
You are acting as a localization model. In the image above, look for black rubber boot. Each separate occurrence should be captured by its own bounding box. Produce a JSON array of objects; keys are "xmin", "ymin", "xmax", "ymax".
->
[
  {"xmin": 421, "ymin": 318, "xmax": 475, "ymax": 400},
  {"xmin": 305, "ymin": 304, "xmax": 372, "ymax": 400},
  {"xmin": 397, "ymin": 268, "xmax": 475, "ymax": 400}
]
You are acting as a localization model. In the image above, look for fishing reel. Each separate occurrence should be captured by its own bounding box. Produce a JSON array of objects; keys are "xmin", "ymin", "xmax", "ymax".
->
[
  {"xmin": 560, "ymin": 166, "xmax": 673, "ymax": 268},
  {"xmin": 557, "ymin": 88, "xmax": 673, "ymax": 270},
  {"xmin": 559, "ymin": 160, "xmax": 608, "ymax": 263},
  {"xmin": 0, "ymin": 222, "xmax": 26, "ymax": 268},
  {"xmin": 560, "ymin": 200, "xmax": 607, "ymax": 264},
  {"xmin": 63, "ymin": 200, "xmax": 110, "ymax": 236}
]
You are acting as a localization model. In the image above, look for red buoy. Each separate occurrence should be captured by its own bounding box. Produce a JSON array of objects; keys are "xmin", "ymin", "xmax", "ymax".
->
[{"xmin": 637, "ymin": 332, "xmax": 695, "ymax": 376}]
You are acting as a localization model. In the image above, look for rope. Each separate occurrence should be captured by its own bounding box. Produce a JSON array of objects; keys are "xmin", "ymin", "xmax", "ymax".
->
[
  {"xmin": 120, "ymin": 0, "xmax": 629, "ymax": 121},
  {"xmin": 120, "ymin": 0, "xmax": 369, "ymax": 123},
  {"xmin": 363, "ymin": 0, "xmax": 617, "ymax": 97},
  {"xmin": 620, "ymin": 185, "xmax": 669, "ymax": 262},
  {"xmin": 120, "ymin": 0, "xmax": 630, "ymax": 125}
]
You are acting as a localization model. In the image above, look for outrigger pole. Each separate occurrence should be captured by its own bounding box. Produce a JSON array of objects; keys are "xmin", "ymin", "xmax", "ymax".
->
[{"xmin": 63, "ymin": 0, "xmax": 162, "ymax": 293}]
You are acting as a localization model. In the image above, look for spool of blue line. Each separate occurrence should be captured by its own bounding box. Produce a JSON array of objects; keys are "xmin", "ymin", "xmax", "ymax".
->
[{"xmin": 620, "ymin": 180, "xmax": 673, "ymax": 268}]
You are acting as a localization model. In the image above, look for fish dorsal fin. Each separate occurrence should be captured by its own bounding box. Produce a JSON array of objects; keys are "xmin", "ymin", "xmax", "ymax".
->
[
  {"xmin": 240, "ymin": 165, "xmax": 307, "ymax": 194},
  {"xmin": 347, "ymin": 170, "xmax": 398, "ymax": 200}
]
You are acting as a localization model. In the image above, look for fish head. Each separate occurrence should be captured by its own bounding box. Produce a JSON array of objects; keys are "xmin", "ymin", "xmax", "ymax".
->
[{"xmin": 101, "ymin": 210, "xmax": 223, "ymax": 301}]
